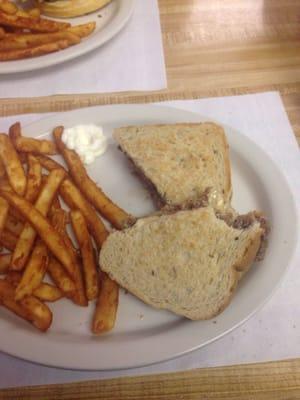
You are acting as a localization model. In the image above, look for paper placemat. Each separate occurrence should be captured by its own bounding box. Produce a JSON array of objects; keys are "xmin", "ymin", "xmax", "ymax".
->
[
  {"xmin": 0, "ymin": 92, "xmax": 299, "ymax": 388},
  {"xmin": 0, "ymin": 0, "xmax": 166, "ymax": 97}
]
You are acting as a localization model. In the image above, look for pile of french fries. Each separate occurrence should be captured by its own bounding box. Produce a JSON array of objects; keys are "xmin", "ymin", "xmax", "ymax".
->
[
  {"xmin": 0, "ymin": 121, "xmax": 134, "ymax": 333},
  {"xmin": 0, "ymin": 0, "xmax": 96, "ymax": 61}
]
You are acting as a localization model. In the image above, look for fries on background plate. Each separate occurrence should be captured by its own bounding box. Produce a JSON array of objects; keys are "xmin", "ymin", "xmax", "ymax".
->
[{"xmin": 0, "ymin": 1, "xmax": 96, "ymax": 61}]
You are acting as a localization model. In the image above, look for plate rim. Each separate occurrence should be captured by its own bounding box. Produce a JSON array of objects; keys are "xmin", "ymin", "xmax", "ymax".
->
[
  {"xmin": 0, "ymin": 104, "xmax": 298, "ymax": 370},
  {"xmin": 0, "ymin": 0, "xmax": 135, "ymax": 75}
]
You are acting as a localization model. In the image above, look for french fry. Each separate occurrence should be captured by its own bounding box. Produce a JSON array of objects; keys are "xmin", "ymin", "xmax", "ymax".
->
[
  {"xmin": 92, "ymin": 272, "xmax": 119, "ymax": 334},
  {"xmin": 49, "ymin": 197, "xmax": 86, "ymax": 306},
  {"xmin": 34, "ymin": 157, "xmax": 109, "ymax": 247},
  {"xmin": 18, "ymin": 293, "xmax": 53, "ymax": 331},
  {"xmin": 0, "ymin": 196, "xmax": 8, "ymax": 232},
  {"xmin": 0, "ymin": 27, "xmax": 5, "ymax": 39},
  {"xmin": 71, "ymin": 210, "xmax": 99, "ymax": 301},
  {"xmin": 0, "ymin": 31, "xmax": 80, "ymax": 51},
  {"xmin": 0, "ymin": 158, "xmax": 5, "ymax": 178},
  {"xmin": 0, "ymin": 11, "xmax": 71, "ymax": 33},
  {"xmin": 0, "ymin": 133, "xmax": 26, "ymax": 196},
  {"xmin": 6, "ymin": 271, "xmax": 63, "ymax": 301},
  {"xmin": 2, "ymin": 25, "xmax": 24, "ymax": 33},
  {"xmin": 60, "ymin": 179, "xmax": 108, "ymax": 248},
  {"xmin": 0, "ymin": 189, "xmax": 83, "ymax": 292},
  {"xmin": 53, "ymin": 127, "xmax": 134, "ymax": 229},
  {"xmin": 49, "ymin": 198, "xmax": 76, "ymax": 254},
  {"xmin": 0, "ymin": 279, "xmax": 52, "ymax": 332},
  {"xmin": 0, "ymin": 254, "xmax": 10, "ymax": 274},
  {"xmin": 10, "ymin": 169, "xmax": 65, "ymax": 270},
  {"xmin": 9, "ymin": 122, "xmax": 58, "ymax": 156},
  {"xmin": 33, "ymin": 282, "xmax": 63, "ymax": 302},
  {"xmin": 49, "ymin": 197, "xmax": 69, "ymax": 231},
  {"xmin": 0, "ymin": 39, "xmax": 75, "ymax": 61},
  {"xmin": 0, "ymin": 1, "xmax": 18, "ymax": 15},
  {"xmin": 0, "ymin": 177, "xmax": 12, "ymax": 191},
  {"xmin": 28, "ymin": 8, "xmax": 41, "ymax": 19},
  {"xmin": 15, "ymin": 8, "xmax": 40, "ymax": 19},
  {"xmin": 47, "ymin": 257, "xmax": 76, "ymax": 300},
  {"xmin": 25, "ymin": 154, "xmax": 42, "ymax": 203},
  {"xmin": 4, "ymin": 270, "xmax": 21, "ymax": 286},
  {"xmin": 67, "ymin": 22, "xmax": 96, "ymax": 38},
  {"xmin": 5, "ymin": 214, "xmax": 23, "ymax": 236},
  {"xmin": 0, "ymin": 228, "xmax": 17, "ymax": 251},
  {"xmin": 15, "ymin": 239, "xmax": 49, "ymax": 301},
  {"xmin": 35, "ymin": 154, "xmax": 66, "ymax": 174}
]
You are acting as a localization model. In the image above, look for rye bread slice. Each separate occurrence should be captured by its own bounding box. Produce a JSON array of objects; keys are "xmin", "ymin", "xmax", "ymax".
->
[
  {"xmin": 100, "ymin": 207, "xmax": 265, "ymax": 320},
  {"xmin": 114, "ymin": 123, "xmax": 232, "ymax": 210}
]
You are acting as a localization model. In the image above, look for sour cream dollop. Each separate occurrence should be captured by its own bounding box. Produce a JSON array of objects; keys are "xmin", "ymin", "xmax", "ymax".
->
[{"xmin": 62, "ymin": 124, "xmax": 107, "ymax": 165}]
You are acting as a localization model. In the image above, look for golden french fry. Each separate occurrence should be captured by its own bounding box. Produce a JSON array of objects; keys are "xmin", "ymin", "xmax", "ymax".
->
[
  {"xmin": 0, "ymin": 158, "xmax": 5, "ymax": 178},
  {"xmin": 0, "ymin": 177, "xmax": 12, "ymax": 191},
  {"xmin": 28, "ymin": 8, "xmax": 41, "ymax": 19},
  {"xmin": 49, "ymin": 196, "xmax": 70, "ymax": 226},
  {"xmin": 53, "ymin": 127, "xmax": 134, "ymax": 229},
  {"xmin": 25, "ymin": 154, "xmax": 42, "ymax": 203},
  {"xmin": 0, "ymin": 254, "xmax": 10, "ymax": 274},
  {"xmin": 0, "ymin": 278, "xmax": 34, "ymax": 322},
  {"xmin": 15, "ymin": 9, "xmax": 31, "ymax": 18},
  {"xmin": 33, "ymin": 282, "xmax": 63, "ymax": 302},
  {"xmin": 0, "ymin": 31, "xmax": 80, "ymax": 51},
  {"xmin": 35, "ymin": 154, "xmax": 66, "ymax": 174},
  {"xmin": 47, "ymin": 257, "xmax": 77, "ymax": 300},
  {"xmin": 10, "ymin": 169, "xmax": 65, "ymax": 270},
  {"xmin": 0, "ymin": 189, "xmax": 83, "ymax": 292},
  {"xmin": 4, "ymin": 270, "xmax": 21, "ymax": 286},
  {"xmin": 15, "ymin": 7, "xmax": 41, "ymax": 20},
  {"xmin": 9, "ymin": 122, "xmax": 58, "ymax": 156},
  {"xmin": 0, "ymin": 134, "xmax": 26, "ymax": 196},
  {"xmin": 34, "ymin": 157, "xmax": 108, "ymax": 248},
  {"xmin": 0, "ymin": 228, "xmax": 17, "ymax": 251},
  {"xmin": 0, "ymin": 196, "xmax": 9, "ymax": 232},
  {"xmin": 5, "ymin": 214, "xmax": 23, "ymax": 236},
  {"xmin": 60, "ymin": 179, "xmax": 108, "ymax": 248},
  {"xmin": 0, "ymin": 39, "xmax": 73, "ymax": 61},
  {"xmin": 71, "ymin": 209, "xmax": 99, "ymax": 301},
  {"xmin": 49, "ymin": 197, "xmax": 69, "ymax": 232},
  {"xmin": 67, "ymin": 22, "xmax": 96, "ymax": 38},
  {"xmin": 0, "ymin": 279, "xmax": 52, "ymax": 332},
  {"xmin": 0, "ymin": 26, "xmax": 5, "ymax": 37},
  {"xmin": 18, "ymin": 294, "xmax": 53, "ymax": 331},
  {"xmin": 0, "ymin": 1, "xmax": 18, "ymax": 15},
  {"xmin": 49, "ymin": 197, "xmax": 86, "ymax": 306},
  {"xmin": 49, "ymin": 197, "xmax": 75, "ymax": 252},
  {"xmin": 15, "ymin": 240, "xmax": 48, "ymax": 301},
  {"xmin": 0, "ymin": 11, "xmax": 71, "ymax": 33},
  {"xmin": 92, "ymin": 272, "xmax": 119, "ymax": 334}
]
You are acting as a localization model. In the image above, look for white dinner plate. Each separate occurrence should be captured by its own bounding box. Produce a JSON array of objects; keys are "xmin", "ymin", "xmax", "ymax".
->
[
  {"xmin": 0, "ymin": 104, "xmax": 298, "ymax": 370},
  {"xmin": 0, "ymin": 0, "xmax": 135, "ymax": 74}
]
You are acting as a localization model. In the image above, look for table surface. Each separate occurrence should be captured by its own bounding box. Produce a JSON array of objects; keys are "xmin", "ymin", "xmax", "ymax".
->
[{"xmin": 0, "ymin": 0, "xmax": 299, "ymax": 398}]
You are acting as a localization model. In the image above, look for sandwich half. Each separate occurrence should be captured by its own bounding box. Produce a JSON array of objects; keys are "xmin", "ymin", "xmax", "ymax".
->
[
  {"xmin": 114, "ymin": 123, "xmax": 232, "ymax": 211},
  {"xmin": 100, "ymin": 207, "xmax": 266, "ymax": 320}
]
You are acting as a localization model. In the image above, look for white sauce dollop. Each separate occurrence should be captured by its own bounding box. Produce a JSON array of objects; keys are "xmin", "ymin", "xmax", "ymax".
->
[{"xmin": 62, "ymin": 124, "xmax": 107, "ymax": 165}]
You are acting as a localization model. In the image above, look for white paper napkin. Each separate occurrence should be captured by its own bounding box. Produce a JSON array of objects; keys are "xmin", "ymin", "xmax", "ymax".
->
[
  {"xmin": 0, "ymin": 0, "xmax": 166, "ymax": 97},
  {"xmin": 0, "ymin": 92, "xmax": 299, "ymax": 388}
]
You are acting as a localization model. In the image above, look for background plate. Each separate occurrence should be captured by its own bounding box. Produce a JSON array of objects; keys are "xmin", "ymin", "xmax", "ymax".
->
[
  {"xmin": 0, "ymin": 0, "xmax": 135, "ymax": 74},
  {"xmin": 0, "ymin": 104, "xmax": 298, "ymax": 370}
]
